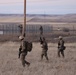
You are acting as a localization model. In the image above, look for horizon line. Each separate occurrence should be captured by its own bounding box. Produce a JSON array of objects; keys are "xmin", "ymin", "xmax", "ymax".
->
[{"xmin": 0, "ymin": 13, "xmax": 76, "ymax": 15}]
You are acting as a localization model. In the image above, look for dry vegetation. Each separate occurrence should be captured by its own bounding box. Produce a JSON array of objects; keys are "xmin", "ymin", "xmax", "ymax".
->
[
  {"xmin": 0, "ymin": 42, "xmax": 76, "ymax": 75},
  {"xmin": 0, "ymin": 16, "xmax": 32, "ymax": 23}
]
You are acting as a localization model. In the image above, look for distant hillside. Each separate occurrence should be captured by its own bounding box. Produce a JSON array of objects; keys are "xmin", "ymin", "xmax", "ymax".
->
[
  {"xmin": 0, "ymin": 14, "xmax": 76, "ymax": 23},
  {"xmin": 0, "ymin": 14, "xmax": 23, "ymax": 17},
  {"xmin": 27, "ymin": 14, "xmax": 76, "ymax": 23},
  {"xmin": 0, "ymin": 13, "xmax": 76, "ymax": 17}
]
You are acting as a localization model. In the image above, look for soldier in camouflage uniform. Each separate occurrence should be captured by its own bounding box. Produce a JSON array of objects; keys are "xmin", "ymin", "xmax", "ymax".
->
[
  {"xmin": 41, "ymin": 37, "xmax": 49, "ymax": 61},
  {"xmin": 58, "ymin": 36, "xmax": 65, "ymax": 58},
  {"xmin": 19, "ymin": 36, "xmax": 30, "ymax": 67}
]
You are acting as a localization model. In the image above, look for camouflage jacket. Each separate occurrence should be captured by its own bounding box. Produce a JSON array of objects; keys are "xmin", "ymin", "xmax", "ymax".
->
[
  {"xmin": 58, "ymin": 39, "xmax": 65, "ymax": 50},
  {"xmin": 42, "ymin": 41, "xmax": 48, "ymax": 51}
]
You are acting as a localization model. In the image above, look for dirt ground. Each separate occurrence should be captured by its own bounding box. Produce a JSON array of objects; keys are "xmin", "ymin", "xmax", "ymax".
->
[{"xmin": 0, "ymin": 42, "xmax": 76, "ymax": 75}]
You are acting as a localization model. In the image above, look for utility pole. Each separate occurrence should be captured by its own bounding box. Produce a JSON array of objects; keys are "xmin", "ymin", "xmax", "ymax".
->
[
  {"xmin": 22, "ymin": 0, "xmax": 26, "ymax": 37},
  {"xmin": 21, "ymin": 0, "xmax": 26, "ymax": 51}
]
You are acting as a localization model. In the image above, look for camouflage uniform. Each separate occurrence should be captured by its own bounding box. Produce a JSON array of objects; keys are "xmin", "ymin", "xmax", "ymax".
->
[
  {"xmin": 20, "ymin": 40, "xmax": 30, "ymax": 67},
  {"xmin": 41, "ymin": 38, "xmax": 49, "ymax": 60},
  {"xmin": 58, "ymin": 37, "xmax": 65, "ymax": 58}
]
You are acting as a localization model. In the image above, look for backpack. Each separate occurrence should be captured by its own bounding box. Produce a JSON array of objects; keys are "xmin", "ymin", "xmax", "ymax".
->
[
  {"xmin": 63, "ymin": 46, "xmax": 66, "ymax": 50},
  {"xmin": 23, "ymin": 41, "xmax": 33, "ymax": 52},
  {"xmin": 27, "ymin": 42, "xmax": 33, "ymax": 52}
]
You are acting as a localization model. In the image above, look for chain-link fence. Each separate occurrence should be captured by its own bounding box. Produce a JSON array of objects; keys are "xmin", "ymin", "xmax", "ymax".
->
[
  {"xmin": 0, "ymin": 23, "xmax": 76, "ymax": 42},
  {"xmin": 0, "ymin": 23, "xmax": 53, "ymax": 35},
  {"xmin": 0, "ymin": 23, "xmax": 76, "ymax": 34}
]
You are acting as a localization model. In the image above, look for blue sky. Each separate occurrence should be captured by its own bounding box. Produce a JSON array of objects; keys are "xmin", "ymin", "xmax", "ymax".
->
[{"xmin": 0, "ymin": 0, "xmax": 76, "ymax": 14}]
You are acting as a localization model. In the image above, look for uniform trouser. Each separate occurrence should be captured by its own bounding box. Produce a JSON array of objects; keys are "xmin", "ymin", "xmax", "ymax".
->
[
  {"xmin": 58, "ymin": 49, "xmax": 64, "ymax": 57},
  {"xmin": 41, "ymin": 50, "xmax": 48, "ymax": 60},
  {"xmin": 20, "ymin": 53, "xmax": 30, "ymax": 67}
]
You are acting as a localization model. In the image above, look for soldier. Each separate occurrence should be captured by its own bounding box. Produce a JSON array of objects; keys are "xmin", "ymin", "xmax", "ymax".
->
[
  {"xmin": 18, "ymin": 24, "xmax": 23, "ymax": 34},
  {"xmin": 41, "ymin": 37, "xmax": 49, "ymax": 61},
  {"xmin": 58, "ymin": 36, "xmax": 66, "ymax": 58},
  {"xmin": 39, "ymin": 25, "xmax": 43, "ymax": 35},
  {"xmin": 19, "ymin": 36, "xmax": 30, "ymax": 67}
]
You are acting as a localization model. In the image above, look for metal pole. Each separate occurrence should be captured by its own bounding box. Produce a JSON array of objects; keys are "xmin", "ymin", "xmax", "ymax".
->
[{"xmin": 22, "ymin": 0, "xmax": 26, "ymax": 36}]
